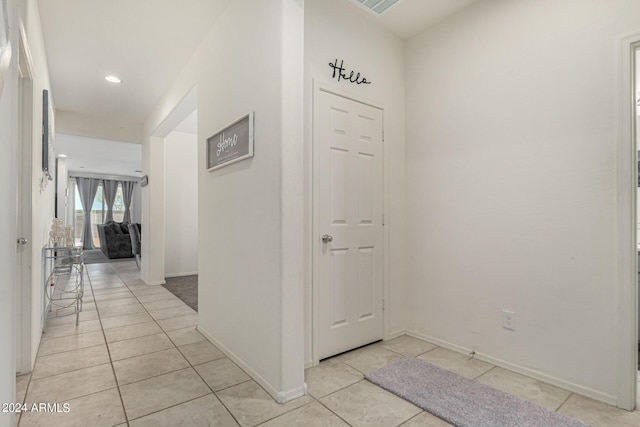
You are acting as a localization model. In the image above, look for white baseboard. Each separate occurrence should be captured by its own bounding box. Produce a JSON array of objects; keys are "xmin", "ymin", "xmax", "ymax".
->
[
  {"xmin": 196, "ymin": 326, "xmax": 306, "ymax": 403},
  {"xmin": 164, "ymin": 271, "xmax": 198, "ymax": 278},
  {"xmin": 304, "ymin": 360, "xmax": 316, "ymax": 369},
  {"xmin": 405, "ymin": 330, "xmax": 618, "ymax": 407},
  {"xmin": 387, "ymin": 329, "xmax": 407, "ymax": 340}
]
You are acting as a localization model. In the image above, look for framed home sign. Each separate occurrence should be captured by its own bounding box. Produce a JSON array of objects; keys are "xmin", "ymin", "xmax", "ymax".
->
[{"xmin": 206, "ymin": 112, "xmax": 254, "ymax": 172}]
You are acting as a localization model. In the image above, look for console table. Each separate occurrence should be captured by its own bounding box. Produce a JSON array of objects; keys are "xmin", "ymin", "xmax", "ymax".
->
[{"xmin": 42, "ymin": 246, "xmax": 85, "ymax": 331}]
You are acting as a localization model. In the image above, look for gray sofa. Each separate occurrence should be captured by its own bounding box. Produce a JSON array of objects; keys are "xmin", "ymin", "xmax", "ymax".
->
[{"xmin": 96, "ymin": 221, "xmax": 141, "ymax": 259}]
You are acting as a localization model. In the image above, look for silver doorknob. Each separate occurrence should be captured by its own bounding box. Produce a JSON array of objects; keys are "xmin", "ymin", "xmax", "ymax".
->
[
  {"xmin": 17, "ymin": 237, "xmax": 28, "ymax": 245},
  {"xmin": 321, "ymin": 234, "xmax": 333, "ymax": 244}
]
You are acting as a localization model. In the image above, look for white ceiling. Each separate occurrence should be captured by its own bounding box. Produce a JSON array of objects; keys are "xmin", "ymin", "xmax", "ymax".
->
[
  {"xmin": 56, "ymin": 134, "xmax": 142, "ymax": 177},
  {"xmin": 37, "ymin": 0, "xmax": 231, "ymax": 123},
  {"xmin": 40, "ymin": 0, "xmax": 479, "ymax": 174}
]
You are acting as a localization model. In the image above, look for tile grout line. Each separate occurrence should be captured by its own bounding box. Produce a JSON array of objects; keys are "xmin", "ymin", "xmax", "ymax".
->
[{"xmin": 86, "ymin": 264, "xmax": 132, "ymax": 427}]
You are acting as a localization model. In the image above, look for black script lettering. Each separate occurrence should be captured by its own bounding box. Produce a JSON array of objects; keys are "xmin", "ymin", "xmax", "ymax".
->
[{"xmin": 328, "ymin": 59, "xmax": 372, "ymax": 85}]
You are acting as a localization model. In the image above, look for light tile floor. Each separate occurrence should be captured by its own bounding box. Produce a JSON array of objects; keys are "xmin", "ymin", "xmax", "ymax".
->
[{"xmin": 13, "ymin": 261, "xmax": 640, "ymax": 426}]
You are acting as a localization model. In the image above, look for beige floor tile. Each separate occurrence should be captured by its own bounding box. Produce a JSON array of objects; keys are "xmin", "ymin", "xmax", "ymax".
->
[
  {"xmin": 136, "ymin": 292, "xmax": 179, "ymax": 304},
  {"xmin": 97, "ymin": 303, "xmax": 145, "ymax": 318},
  {"xmin": 381, "ymin": 336, "xmax": 438, "ymax": 357},
  {"xmin": 37, "ymin": 331, "xmax": 105, "ymax": 357},
  {"xmin": 557, "ymin": 394, "xmax": 640, "ymax": 427},
  {"xmin": 336, "ymin": 343, "xmax": 404, "ymax": 374},
  {"xmin": 26, "ymin": 364, "xmax": 116, "ymax": 404},
  {"xmin": 16, "ymin": 373, "xmax": 31, "ymax": 403},
  {"xmin": 166, "ymin": 327, "xmax": 206, "ymax": 347},
  {"xmin": 90, "ymin": 282, "xmax": 127, "ymax": 291},
  {"xmin": 156, "ymin": 314, "xmax": 198, "ymax": 332},
  {"xmin": 93, "ymin": 288, "xmax": 134, "ymax": 302},
  {"xmin": 142, "ymin": 298, "xmax": 187, "ymax": 311},
  {"xmin": 41, "ymin": 320, "xmax": 102, "ymax": 340},
  {"xmin": 129, "ymin": 394, "xmax": 238, "ymax": 426},
  {"xmin": 305, "ymin": 359, "xmax": 363, "ymax": 398},
  {"xmin": 476, "ymin": 367, "xmax": 572, "ymax": 411},
  {"xmin": 178, "ymin": 340, "xmax": 225, "ymax": 365},
  {"xmin": 148, "ymin": 305, "xmax": 196, "ymax": 320},
  {"xmin": 261, "ymin": 402, "xmax": 349, "ymax": 427},
  {"xmin": 119, "ymin": 368, "xmax": 211, "ymax": 420},
  {"xmin": 194, "ymin": 358, "xmax": 250, "ymax": 391},
  {"xmin": 400, "ymin": 412, "xmax": 453, "ymax": 426},
  {"xmin": 44, "ymin": 309, "xmax": 100, "ymax": 327},
  {"xmin": 217, "ymin": 381, "xmax": 313, "ymax": 427},
  {"xmin": 32, "ymin": 345, "xmax": 110, "ymax": 380},
  {"xmin": 19, "ymin": 388, "xmax": 126, "ymax": 427},
  {"xmin": 104, "ymin": 321, "xmax": 163, "ymax": 343},
  {"xmin": 100, "ymin": 312, "xmax": 153, "ymax": 330},
  {"xmin": 320, "ymin": 381, "xmax": 421, "ymax": 427},
  {"xmin": 108, "ymin": 333, "xmax": 174, "ymax": 361},
  {"xmin": 92, "ymin": 287, "xmax": 132, "ymax": 296},
  {"xmin": 130, "ymin": 286, "xmax": 170, "ymax": 296},
  {"xmin": 95, "ymin": 297, "xmax": 139, "ymax": 309},
  {"xmin": 417, "ymin": 348, "xmax": 494, "ymax": 379},
  {"xmin": 113, "ymin": 348, "xmax": 190, "ymax": 385}
]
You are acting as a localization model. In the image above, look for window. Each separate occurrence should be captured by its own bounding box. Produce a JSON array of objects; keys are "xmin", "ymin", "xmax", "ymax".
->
[{"xmin": 73, "ymin": 180, "xmax": 127, "ymax": 248}]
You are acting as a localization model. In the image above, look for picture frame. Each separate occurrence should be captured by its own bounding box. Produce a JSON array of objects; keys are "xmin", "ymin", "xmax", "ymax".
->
[
  {"xmin": 0, "ymin": 0, "xmax": 11, "ymax": 97},
  {"xmin": 206, "ymin": 112, "xmax": 254, "ymax": 172},
  {"xmin": 42, "ymin": 89, "xmax": 54, "ymax": 181}
]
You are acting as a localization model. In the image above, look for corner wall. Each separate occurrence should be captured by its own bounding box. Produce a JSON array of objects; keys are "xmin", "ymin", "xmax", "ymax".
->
[
  {"xmin": 164, "ymin": 130, "xmax": 198, "ymax": 277},
  {"xmin": 304, "ymin": 0, "xmax": 407, "ymax": 365},
  {"xmin": 404, "ymin": 0, "xmax": 640, "ymax": 403},
  {"xmin": 144, "ymin": 0, "xmax": 305, "ymax": 402}
]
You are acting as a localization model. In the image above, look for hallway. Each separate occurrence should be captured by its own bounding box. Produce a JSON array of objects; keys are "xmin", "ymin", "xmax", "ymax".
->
[{"xmin": 14, "ymin": 262, "xmax": 640, "ymax": 426}]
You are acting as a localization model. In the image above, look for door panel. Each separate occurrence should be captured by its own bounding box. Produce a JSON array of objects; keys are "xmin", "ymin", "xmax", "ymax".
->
[{"xmin": 316, "ymin": 90, "xmax": 384, "ymax": 360}]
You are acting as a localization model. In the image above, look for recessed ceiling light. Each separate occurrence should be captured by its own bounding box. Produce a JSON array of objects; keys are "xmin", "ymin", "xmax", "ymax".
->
[
  {"xmin": 79, "ymin": 166, "xmax": 85, "ymax": 169},
  {"xmin": 105, "ymin": 75, "xmax": 122, "ymax": 84},
  {"xmin": 58, "ymin": 154, "xmax": 67, "ymax": 158}
]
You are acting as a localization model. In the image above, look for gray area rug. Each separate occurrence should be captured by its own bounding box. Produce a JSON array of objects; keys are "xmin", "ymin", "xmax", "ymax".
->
[
  {"xmin": 82, "ymin": 249, "xmax": 133, "ymax": 264},
  {"xmin": 162, "ymin": 275, "xmax": 198, "ymax": 312},
  {"xmin": 365, "ymin": 358, "xmax": 590, "ymax": 427}
]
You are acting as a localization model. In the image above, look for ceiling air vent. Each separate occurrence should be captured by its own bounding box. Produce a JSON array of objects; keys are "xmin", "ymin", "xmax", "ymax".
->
[{"xmin": 350, "ymin": 0, "xmax": 401, "ymax": 15}]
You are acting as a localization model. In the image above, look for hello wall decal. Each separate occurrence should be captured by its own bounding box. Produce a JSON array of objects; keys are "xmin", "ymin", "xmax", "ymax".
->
[{"xmin": 329, "ymin": 59, "xmax": 371, "ymax": 85}]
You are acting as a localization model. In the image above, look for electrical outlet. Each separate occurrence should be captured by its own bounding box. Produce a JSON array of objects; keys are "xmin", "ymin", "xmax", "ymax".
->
[{"xmin": 502, "ymin": 310, "xmax": 516, "ymax": 331}]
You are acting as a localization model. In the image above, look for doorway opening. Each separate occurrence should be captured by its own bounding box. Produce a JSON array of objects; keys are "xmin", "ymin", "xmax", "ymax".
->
[{"xmin": 16, "ymin": 23, "xmax": 34, "ymax": 375}]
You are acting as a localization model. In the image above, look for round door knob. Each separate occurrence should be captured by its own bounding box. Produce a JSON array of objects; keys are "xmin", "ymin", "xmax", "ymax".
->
[
  {"xmin": 321, "ymin": 234, "xmax": 333, "ymax": 244},
  {"xmin": 17, "ymin": 237, "xmax": 28, "ymax": 245}
]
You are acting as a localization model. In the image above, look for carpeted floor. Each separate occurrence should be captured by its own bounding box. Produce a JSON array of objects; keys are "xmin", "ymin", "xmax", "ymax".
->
[
  {"xmin": 162, "ymin": 275, "xmax": 198, "ymax": 312},
  {"xmin": 82, "ymin": 249, "xmax": 134, "ymax": 264}
]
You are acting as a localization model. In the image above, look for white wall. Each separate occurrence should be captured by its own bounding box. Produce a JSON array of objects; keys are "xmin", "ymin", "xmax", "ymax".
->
[
  {"xmin": 21, "ymin": 0, "xmax": 56, "ymax": 368},
  {"xmin": 304, "ymin": 0, "xmax": 407, "ymax": 364},
  {"xmin": 0, "ymin": 1, "xmax": 19, "ymax": 425},
  {"xmin": 405, "ymin": 0, "xmax": 640, "ymax": 404},
  {"xmin": 56, "ymin": 157, "xmax": 67, "ymax": 220},
  {"xmin": 164, "ymin": 130, "xmax": 198, "ymax": 277},
  {"xmin": 144, "ymin": 0, "xmax": 305, "ymax": 402}
]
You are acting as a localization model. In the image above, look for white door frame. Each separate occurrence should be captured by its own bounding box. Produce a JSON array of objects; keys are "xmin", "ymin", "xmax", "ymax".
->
[
  {"xmin": 616, "ymin": 32, "xmax": 640, "ymax": 411},
  {"xmin": 16, "ymin": 19, "xmax": 34, "ymax": 375},
  {"xmin": 311, "ymin": 81, "xmax": 390, "ymax": 365}
]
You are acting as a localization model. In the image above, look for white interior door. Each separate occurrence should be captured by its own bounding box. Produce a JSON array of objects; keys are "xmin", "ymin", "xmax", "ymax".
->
[
  {"xmin": 16, "ymin": 37, "xmax": 33, "ymax": 375},
  {"xmin": 315, "ymin": 89, "xmax": 384, "ymax": 360}
]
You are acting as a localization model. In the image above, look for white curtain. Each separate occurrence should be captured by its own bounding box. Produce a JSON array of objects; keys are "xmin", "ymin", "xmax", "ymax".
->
[{"xmin": 76, "ymin": 177, "xmax": 100, "ymax": 249}]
